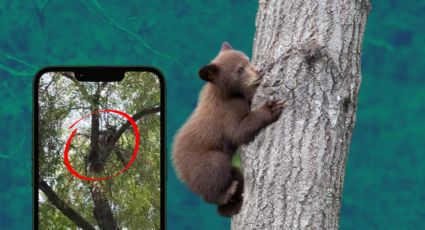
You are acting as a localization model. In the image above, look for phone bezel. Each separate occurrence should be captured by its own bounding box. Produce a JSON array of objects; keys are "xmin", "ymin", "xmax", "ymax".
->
[{"xmin": 32, "ymin": 66, "xmax": 166, "ymax": 230}]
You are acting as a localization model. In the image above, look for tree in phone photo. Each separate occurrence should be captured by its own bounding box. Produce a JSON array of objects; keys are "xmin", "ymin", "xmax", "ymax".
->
[{"xmin": 37, "ymin": 72, "xmax": 161, "ymax": 230}]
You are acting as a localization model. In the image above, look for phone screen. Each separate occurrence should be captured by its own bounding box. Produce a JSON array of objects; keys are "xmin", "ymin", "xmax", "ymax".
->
[{"xmin": 33, "ymin": 68, "xmax": 164, "ymax": 230}]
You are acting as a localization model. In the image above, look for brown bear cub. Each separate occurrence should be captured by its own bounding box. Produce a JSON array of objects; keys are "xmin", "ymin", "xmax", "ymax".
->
[{"xmin": 172, "ymin": 42, "xmax": 285, "ymax": 217}]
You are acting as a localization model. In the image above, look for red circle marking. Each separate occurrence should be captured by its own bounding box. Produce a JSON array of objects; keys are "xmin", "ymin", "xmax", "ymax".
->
[{"xmin": 64, "ymin": 109, "xmax": 140, "ymax": 181}]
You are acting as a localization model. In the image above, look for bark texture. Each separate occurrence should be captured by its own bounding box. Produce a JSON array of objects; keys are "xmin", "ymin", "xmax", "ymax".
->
[{"xmin": 232, "ymin": 0, "xmax": 370, "ymax": 229}]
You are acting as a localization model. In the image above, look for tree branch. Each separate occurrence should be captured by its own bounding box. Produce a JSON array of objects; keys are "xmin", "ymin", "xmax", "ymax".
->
[
  {"xmin": 39, "ymin": 180, "xmax": 96, "ymax": 230},
  {"xmin": 110, "ymin": 106, "xmax": 160, "ymax": 144}
]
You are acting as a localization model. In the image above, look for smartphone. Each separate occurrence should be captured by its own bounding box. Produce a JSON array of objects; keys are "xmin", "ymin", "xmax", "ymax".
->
[{"xmin": 33, "ymin": 67, "xmax": 165, "ymax": 230}]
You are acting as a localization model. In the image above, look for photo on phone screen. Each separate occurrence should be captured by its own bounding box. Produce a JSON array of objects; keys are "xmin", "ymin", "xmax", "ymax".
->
[{"xmin": 33, "ymin": 67, "xmax": 164, "ymax": 230}]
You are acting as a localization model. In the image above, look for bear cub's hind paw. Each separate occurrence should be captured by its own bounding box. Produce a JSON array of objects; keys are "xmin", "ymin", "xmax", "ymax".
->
[{"xmin": 217, "ymin": 180, "xmax": 239, "ymax": 205}]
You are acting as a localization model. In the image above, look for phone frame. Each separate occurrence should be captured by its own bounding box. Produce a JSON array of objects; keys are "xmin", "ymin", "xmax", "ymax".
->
[{"xmin": 33, "ymin": 66, "xmax": 166, "ymax": 230}]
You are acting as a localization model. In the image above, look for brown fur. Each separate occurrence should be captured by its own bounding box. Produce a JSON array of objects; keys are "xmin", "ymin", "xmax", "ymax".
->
[{"xmin": 172, "ymin": 42, "xmax": 285, "ymax": 217}]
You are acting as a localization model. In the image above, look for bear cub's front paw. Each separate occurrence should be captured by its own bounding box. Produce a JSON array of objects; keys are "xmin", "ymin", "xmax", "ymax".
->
[{"xmin": 261, "ymin": 100, "xmax": 285, "ymax": 123}]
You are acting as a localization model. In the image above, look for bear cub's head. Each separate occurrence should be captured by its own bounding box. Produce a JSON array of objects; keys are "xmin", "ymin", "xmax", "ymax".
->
[{"xmin": 199, "ymin": 42, "xmax": 264, "ymax": 99}]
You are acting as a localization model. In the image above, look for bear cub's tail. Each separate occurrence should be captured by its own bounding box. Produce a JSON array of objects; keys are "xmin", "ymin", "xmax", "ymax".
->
[{"xmin": 217, "ymin": 167, "xmax": 244, "ymax": 217}]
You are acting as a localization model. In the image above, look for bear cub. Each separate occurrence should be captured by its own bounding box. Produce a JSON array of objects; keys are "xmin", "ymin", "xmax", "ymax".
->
[{"xmin": 172, "ymin": 42, "xmax": 285, "ymax": 217}]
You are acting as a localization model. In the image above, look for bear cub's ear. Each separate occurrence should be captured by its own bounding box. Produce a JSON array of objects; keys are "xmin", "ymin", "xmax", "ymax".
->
[
  {"xmin": 221, "ymin": 41, "xmax": 233, "ymax": 51},
  {"xmin": 199, "ymin": 64, "xmax": 219, "ymax": 82}
]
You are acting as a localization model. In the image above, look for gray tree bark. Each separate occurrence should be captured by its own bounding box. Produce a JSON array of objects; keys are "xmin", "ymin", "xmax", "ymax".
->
[{"xmin": 232, "ymin": 0, "xmax": 370, "ymax": 229}]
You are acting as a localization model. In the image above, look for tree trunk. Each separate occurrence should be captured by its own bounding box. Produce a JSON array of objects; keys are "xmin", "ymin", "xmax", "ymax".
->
[
  {"xmin": 91, "ymin": 183, "xmax": 120, "ymax": 230},
  {"xmin": 232, "ymin": 0, "xmax": 370, "ymax": 229}
]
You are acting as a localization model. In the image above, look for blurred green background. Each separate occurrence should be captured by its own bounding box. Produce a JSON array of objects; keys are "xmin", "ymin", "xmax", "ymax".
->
[{"xmin": 0, "ymin": 0, "xmax": 424, "ymax": 229}]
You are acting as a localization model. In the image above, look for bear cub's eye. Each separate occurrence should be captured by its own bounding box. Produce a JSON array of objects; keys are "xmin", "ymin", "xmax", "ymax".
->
[{"xmin": 237, "ymin": 66, "xmax": 245, "ymax": 74}]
